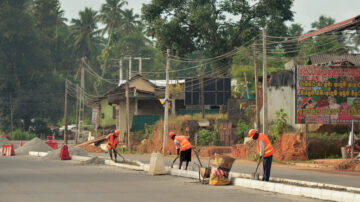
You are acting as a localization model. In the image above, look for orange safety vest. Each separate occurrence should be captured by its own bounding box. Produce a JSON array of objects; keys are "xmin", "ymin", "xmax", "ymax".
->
[
  {"xmin": 107, "ymin": 133, "xmax": 118, "ymax": 150},
  {"xmin": 175, "ymin": 136, "xmax": 192, "ymax": 151},
  {"xmin": 257, "ymin": 133, "xmax": 274, "ymax": 157}
]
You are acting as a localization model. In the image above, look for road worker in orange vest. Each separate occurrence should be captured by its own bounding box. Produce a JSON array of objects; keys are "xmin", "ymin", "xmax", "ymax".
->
[
  {"xmin": 169, "ymin": 132, "xmax": 192, "ymax": 170},
  {"xmin": 248, "ymin": 129, "xmax": 275, "ymax": 181},
  {"xmin": 107, "ymin": 130, "xmax": 120, "ymax": 162}
]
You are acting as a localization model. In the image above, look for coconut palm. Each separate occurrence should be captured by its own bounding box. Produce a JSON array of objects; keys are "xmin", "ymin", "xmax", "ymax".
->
[
  {"xmin": 122, "ymin": 8, "xmax": 141, "ymax": 34},
  {"xmin": 99, "ymin": 0, "xmax": 127, "ymax": 76},
  {"xmin": 70, "ymin": 7, "xmax": 99, "ymax": 58}
]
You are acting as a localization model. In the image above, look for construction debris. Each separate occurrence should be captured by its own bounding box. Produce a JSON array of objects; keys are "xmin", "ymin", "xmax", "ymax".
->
[
  {"xmin": 15, "ymin": 137, "xmax": 53, "ymax": 155},
  {"xmin": 74, "ymin": 135, "xmax": 107, "ymax": 148},
  {"xmin": 79, "ymin": 144, "xmax": 106, "ymax": 153},
  {"xmin": 44, "ymin": 147, "xmax": 88, "ymax": 160},
  {"xmin": 334, "ymin": 159, "xmax": 360, "ymax": 171},
  {"xmin": 81, "ymin": 157, "xmax": 105, "ymax": 165}
]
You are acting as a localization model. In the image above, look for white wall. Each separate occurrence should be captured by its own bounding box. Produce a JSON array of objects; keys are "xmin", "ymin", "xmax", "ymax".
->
[{"xmin": 260, "ymin": 86, "xmax": 298, "ymax": 129}]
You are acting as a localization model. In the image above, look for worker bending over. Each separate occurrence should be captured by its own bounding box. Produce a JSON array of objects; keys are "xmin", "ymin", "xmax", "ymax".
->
[
  {"xmin": 107, "ymin": 130, "xmax": 120, "ymax": 162},
  {"xmin": 169, "ymin": 132, "xmax": 192, "ymax": 170},
  {"xmin": 248, "ymin": 129, "xmax": 274, "ymax": 181}
]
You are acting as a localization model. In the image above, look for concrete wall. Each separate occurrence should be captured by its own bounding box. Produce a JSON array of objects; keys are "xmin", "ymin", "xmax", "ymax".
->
[
  {"xmin": 118, "ymin": 99, "xmax": 164, "ymax": 136},
  {"xmin": 137, "ymin": 100, "xmax": 163, "ymax": 115},
  {"xmin": 129, "ymin": 79, "xmax": 155, "ymax": 92},
  {"xmin": 260, "ymin": 86, "xmax": 297, "ymax": 129},
  {"xmin": 99, "ymin": 98, "xmax": 117, "ymax": 128}
]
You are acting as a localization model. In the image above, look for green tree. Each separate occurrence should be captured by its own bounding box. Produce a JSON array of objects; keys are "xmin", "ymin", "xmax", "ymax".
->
[
  {"xmin": 142, "ymin": 0, "xmax": 294, "ymax": 60},
  {"xmin": 300, "ymin": 16, "xmax": 348, "ymax": 59},
  {"xmin": 0, "ymin": 0, "xmax": 55, "ymax": 131},
  {"xmin": 70, "ymin": 8, "xmax": 100, "ymax": 58},
  {"xmin": 122, "ymin": 9, "xmax": 141, "ymax": 35},
  {"xmin": 99, "ymin": 0, "xmax": 127, "ymax": 76},
  {"xmin": 311, "ymin": 15, "xmax": 335, "ymax": 30}
]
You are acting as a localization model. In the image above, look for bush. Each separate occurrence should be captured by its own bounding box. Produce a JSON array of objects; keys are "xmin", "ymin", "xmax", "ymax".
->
[
  {"xmin": 236, "ymin": 120, "xmax": 249, "ymax": 144},
  {"xmin": 198, "ymin": 129, "xmax": 221, "ymax": 146},
  {"xmin": 269, "ymin": 108, "xmax": 288, "ymax": 143},
  {"xmin": 8, "ymin": 129, "xmax": 37, "ymax": 140}
]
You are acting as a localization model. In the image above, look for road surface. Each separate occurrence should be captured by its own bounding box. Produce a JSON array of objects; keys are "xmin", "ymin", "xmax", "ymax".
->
[
  {"xmin": 0, "ymin": 156, "xmax": 316, "ymax": 202},
  {"xmin": 94, "ymin": 153, "xmax": 360, "ymax": 188}
]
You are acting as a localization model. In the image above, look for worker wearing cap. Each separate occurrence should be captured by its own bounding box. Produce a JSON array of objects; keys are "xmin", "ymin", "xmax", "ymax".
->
[
  {"xmin": 107, "ymin": 130, "xmax": 120, "ymax": 162},
  {"xmin": 248, "ymin": 129, "xmax": 274, "ymax": 181},
  {"xmin": 169, "ymin": 132, "xmax": 192, "ymax": 170}
]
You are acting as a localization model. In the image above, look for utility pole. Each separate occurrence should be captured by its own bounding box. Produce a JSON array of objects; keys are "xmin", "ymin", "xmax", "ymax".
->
[
  {"xmin": 163, "ymin": 49, "xmax": 170, "ymax": 153},
  {"xmin": 200, "ymin": 77, "xmax": 205, "ymax": 119},
  {"xmin": 129, "ymin": 55, "xmax": 132, "ymax": 78},
  {"xmin": 134, "ymin": 55, "xmax": 150, "ymax": 75},
  {"xmin": 10, "ymin": 96, "xmax": 14, "ymax": 132},
  {"xmin": 64, "ymin": 80, "xmax": 68, "ymax": 145},
  {"xmin": 75, "ymin": 84, "xmax": 79, "ymax": 144},
  {"xmin": 80, "ymin": 57, "xmax": 85, "ymax": 142},
  {"xmin": 126, "ymin": 56, "xmax": 131, "ymax": 152},
  {"xmin": 262, "ymin": 29, "xmax": 268, "ymax": 135},
  {"xmin": 253, "ymin": 44, "xmax": 261, "ymax": 131},
  {"xmin": 244, "ymin": 72, "xmax": 250, "ymax": 99},
  {"xmin": 119, "ymin": 56, "xmax": 123, "ymax": 85}
]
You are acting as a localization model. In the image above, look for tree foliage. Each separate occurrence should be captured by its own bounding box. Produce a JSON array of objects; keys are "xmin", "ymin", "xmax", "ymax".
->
[{"xmin": 142, "ymin": 0, "xmax": 294, "ymax": 58}]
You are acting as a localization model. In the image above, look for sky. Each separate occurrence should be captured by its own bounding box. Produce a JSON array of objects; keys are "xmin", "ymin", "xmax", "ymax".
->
[{"xmin": 59, "ymin": 0, "xmax": 360, "ymax": 32}]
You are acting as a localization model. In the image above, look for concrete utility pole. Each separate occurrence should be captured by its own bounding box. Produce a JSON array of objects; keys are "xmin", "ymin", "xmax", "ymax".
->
[
  {"xmin": 200, "ymin": 77, "xmax": 205, "ymax": 119},
  {"xmin": 10, "ymin": 96, "xmax": 14, "ymax": 132},
  {"xmin": 117, "ymin": 56, "xmax": 123, "ymax": 135},
  {"xmin": 163, "ymin": 49, "xmax": 170, "ymax": 153},
  {"xmin": 244, "ymin": 72, "xmax": 250, "ymax": 99},
  {"xmin": 126, "ymin": 56, "xmax": 131, "ymax": 152},
  {"xmin": 75, "ymin": 84, "xmax": 79, "ymax": 144},
  {"xmin": 80, "ymin": 58, "xmax": 85, "ymax": 141},
  {"xmin": 129, "ymin": 56, "xmax": 132, "ymax": 78},
  {"xmin": 134, "ymin": 55, "xmax": 150, "ymax": 75},
  {"xmin": 253, "ymin": 44, "xmax": 261, "ymax": 131},
  {"xmin": 64, "ymin": 80, "xmax": 68, "ymax": 145},
  {"xmin": 119, "ymin": 56, "xmax": 123, "ymax": 85},
  {"xmin": 262, "ymin": 29, "xmax": 268, "ymax": 135}
]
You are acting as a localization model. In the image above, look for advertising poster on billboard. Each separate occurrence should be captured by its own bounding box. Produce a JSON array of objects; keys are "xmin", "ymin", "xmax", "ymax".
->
[
  {"xmin": 296, "ymin": 64, "xmax": 360, "ymax": 124},
  {"xmin": 91, "ymin": 108, "xmax": 97, "ymax": 126}
]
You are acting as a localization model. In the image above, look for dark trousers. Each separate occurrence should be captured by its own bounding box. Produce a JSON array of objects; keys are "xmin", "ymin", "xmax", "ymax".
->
[{"xmin": 262, "ymin": 155, "xmax": 273, "ymax": 181}]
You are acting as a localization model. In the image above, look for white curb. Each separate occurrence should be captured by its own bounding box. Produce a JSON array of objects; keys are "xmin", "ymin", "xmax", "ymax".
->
[
  {"xmin": 232, "ymin": 177, "xmax": 360, "ymax": 202},
  {"xmin": 166, "ymin": 167, "xmax": 199, "ymax": 179},
  {"xmin": 229, "ymin": 171, "xmax": 360, "ymax": 194},
  {"xmin": 29, "ymin": 151, "xmax": 48, "ymax": 157},
  {"xmin": 72, "ymin": 155, "xmax": 93, "ymax": 162},
  {"xmin": 104, "ymin": 159, "xmax": 143, "ymax": 171}
]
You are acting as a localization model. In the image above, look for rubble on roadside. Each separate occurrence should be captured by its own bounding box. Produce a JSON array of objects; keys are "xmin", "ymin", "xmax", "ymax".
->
[
  {"xmin": 44, "ymin": 146, "xmax": 88, "ymax": 160},
  {"xmin": 15, "ymin": 137, "xmax": 53, "ymax": 155}
]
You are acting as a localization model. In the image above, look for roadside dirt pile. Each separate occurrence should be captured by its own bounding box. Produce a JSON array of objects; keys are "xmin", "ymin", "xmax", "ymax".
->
[
  {"xmin": 81, "ymin": 157, "xmax": 105, "ymax": 165},
  {"xmin": 15, "ymin": 137, "xmax": 53, "ymax": 155},
  {"xmin": 79, "ymin": 144, "xmax": 106, "ymax": 153},
  {"xmin": 137, "ymin": 119, "xmax": 185, "ymax": 154},
  {"xmin": 0, "ymin": 135, "xmax": 10, "ymax": 145},
  {"xmin": 274, "ymin": 134, "xmax": 307, "ymax": 161},
  {"xmin": 334, "ymin": 159, "xmax": 360, "ymax": 171},
  {"xmin": 44, "ymin": 147, "xmax": 88, "ymax": 160}
]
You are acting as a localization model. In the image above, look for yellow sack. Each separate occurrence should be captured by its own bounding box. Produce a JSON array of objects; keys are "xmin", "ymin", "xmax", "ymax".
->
[{"xmin": 209, "ymin": 153, "xmax": 235, "ymax": 186}]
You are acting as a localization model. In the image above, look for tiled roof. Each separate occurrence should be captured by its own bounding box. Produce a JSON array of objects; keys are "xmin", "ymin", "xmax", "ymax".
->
[{"xmin": 309, "ymin": 54, "xmax": 360, "ymax": 66}]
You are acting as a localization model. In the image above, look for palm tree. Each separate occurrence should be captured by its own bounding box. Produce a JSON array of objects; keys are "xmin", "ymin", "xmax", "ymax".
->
[
  {"xmin": 122, "ymin": 8, "xmax": 141, "ymax": 35},
  {"xmin": 70, "ymin": 7, "xmax": 99, "ymax": 58},
  {"xmin": 99, "ymin": 0, "xmax": 127, "ymax": 76}
]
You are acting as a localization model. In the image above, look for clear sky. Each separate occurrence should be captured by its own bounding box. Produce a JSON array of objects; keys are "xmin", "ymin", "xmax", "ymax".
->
[{"xmin": 59, "ymin": 0, "xmax": 360, "ymax": 32}]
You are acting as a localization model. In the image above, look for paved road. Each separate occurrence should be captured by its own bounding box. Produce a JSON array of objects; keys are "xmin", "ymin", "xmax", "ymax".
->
[
  {"xmin": 93, "ymin": 153, "xmax": 360, "ymax": 188},
  {"xmin": 0, "ymin": 156, "xmax": 316, "ymax": 202}
]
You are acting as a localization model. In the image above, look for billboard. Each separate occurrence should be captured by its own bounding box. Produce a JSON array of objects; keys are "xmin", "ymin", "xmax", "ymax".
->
[
  {"xmin": 296, "ymin": 64, "xmax": 360, "ymax": 124},
  {"xmin": 185, "ymin": 77, "xmax": 231, "ymax": 105},
  {"xmin": 91, "ymin": 108, "xmax": 97, "ymax": 126}
]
